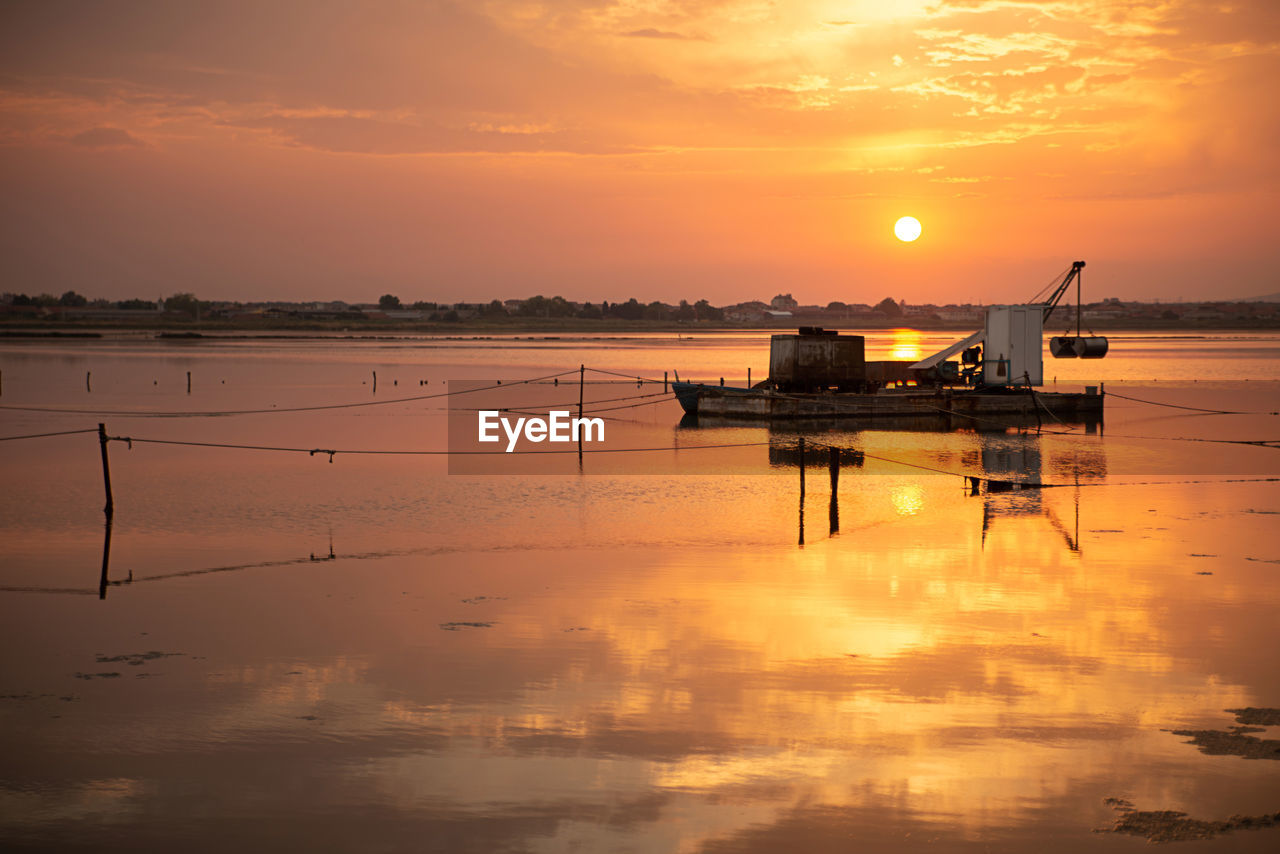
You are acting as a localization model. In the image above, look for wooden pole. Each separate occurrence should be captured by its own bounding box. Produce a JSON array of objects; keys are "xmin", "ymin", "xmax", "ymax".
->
[
  {"xmin": 578, "ymin": 364, "xmax": 585, "ymax": 464},
  {"xmin": 747, "ymin": 367, "xmax": 751, "ymax": 387},
  {"xmin": 97, "ymin": 423, "xmax": 114, "ymax": 520},
  {"xmin": 187, "ymin": 370, "xmax": 192, "ymax": 394},
  {"xmin": 86, "ymin": 371, "xmax": 91, "ymax": 392},
  {"xmin": 98, "ymin": 519, "xmax": 113, "ymax": 600},
  {"xmin": 664, "ymin": 371, "xmax": 668, "ymax": 393},
  {"xmin": 372, "ymin": 370, "xmax": 377, "ymax": 393}
]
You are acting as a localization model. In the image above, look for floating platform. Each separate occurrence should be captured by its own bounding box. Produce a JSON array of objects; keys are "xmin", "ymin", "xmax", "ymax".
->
[{"xmin": 672, "ymin": 382, "xmax": 1103, "ymax": 423}]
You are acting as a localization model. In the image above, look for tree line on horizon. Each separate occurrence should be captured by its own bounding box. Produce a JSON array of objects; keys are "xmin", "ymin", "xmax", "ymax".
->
[{"xmin": 379, "ymin": 293, "xmax": 727, "ymax": 321}]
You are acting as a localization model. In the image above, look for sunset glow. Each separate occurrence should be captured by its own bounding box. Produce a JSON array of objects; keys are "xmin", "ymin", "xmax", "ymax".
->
[{"xmin": 1, "ymin": 1, "xmax": 1277, "ymax": 304}]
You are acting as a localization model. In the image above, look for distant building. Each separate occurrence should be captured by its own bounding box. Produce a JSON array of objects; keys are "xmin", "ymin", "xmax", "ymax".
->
[{"xmin": 770, "ymin": 293, "xmax": 798, "ymax": 310}]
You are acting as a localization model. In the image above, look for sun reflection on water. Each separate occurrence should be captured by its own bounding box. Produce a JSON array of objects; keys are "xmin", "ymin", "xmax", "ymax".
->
[{"xmin": 890, "ymin": 328, "xmax": 924, "ymax": 361}]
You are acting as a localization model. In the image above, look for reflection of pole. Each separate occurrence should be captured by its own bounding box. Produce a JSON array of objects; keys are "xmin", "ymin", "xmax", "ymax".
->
[
  {"xmin": 828, "ymin": 446, "xmax": 840, "ymax": 535},
  {"xmin": 98, "ymin": 519, "xmax": 113, "ymax": 600},
  {"xmin": 97, "ymin": 423, "xmax": 114, "ymax": 521},
  {"xmin": 798, "ymin": 438, "xmax": 806, "ymax": 501},
  {"xmin": 798, "ymin": 438, "xmax": 807, "ymax": 546}
]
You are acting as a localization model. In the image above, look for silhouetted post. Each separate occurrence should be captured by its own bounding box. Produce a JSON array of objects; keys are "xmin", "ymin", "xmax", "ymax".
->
[
  {"xmin": 186, "ymin": 371, "xmax": 191, "ymax": 394},
  {"xmin": 97, "ymin": 423, "xmax": 114, "ymax": 520},
  {"xmin": 86, "ymin": 371, "xmax": 91, "ymax": 392},
  {"xmin": 98, "ymin": 519, "xmax": 113, "ymax": 600},
  {"xmin": 747, "ymin": 367, "xmax": 751, "ymax": 387},
  {"xmin": 578, "ymin": 364, "xmax": 585, "ymax": 464},
  {"xmin": 664, "ymin": 371, "xmax": 668, "ymax": 393},
  {"xmin": 372, "ymin": 370, "xmax": 377, "ymax": 393}
]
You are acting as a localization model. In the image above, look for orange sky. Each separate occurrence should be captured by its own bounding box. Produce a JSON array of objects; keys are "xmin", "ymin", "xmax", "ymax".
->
[{"xmin": 1, "ymin": 1, "xmax": 1277, "ymax": 305}]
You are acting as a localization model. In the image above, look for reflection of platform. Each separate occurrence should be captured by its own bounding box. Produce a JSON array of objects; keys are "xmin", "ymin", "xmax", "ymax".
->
[{"xmin": 767, "ymin": 445, "xmax": 865, "ymax": 468}]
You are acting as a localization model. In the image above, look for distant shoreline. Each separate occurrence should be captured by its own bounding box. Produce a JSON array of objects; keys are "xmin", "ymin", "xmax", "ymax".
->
[{"xmin": 3, "ymin": 317, "xmax": 1280, "ymax": 340}]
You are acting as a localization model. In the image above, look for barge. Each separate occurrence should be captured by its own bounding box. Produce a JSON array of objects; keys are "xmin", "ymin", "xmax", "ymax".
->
[
  {"xmin": 675, "ymin": 261, "xmax": 1107, "ymax": 424},
  {"xmin": 673, "ymin": 381, "xmax": 1103, "ymax": 422}
]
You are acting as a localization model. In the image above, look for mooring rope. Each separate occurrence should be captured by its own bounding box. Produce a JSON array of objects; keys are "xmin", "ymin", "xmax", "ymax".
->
[
  {"xmin": 1105, "ymin": 390, "xmax": 1279, "ymax": 416},
  {"xmin": 103, "ymin": 434, "xmax": 776, "ymax": 458},
  {"xmin": 0, "ymin": 427, "xmax": 100, "ymax": 442}
]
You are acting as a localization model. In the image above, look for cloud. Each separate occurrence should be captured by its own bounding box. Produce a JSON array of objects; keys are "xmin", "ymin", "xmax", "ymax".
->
[
  {"xmin": 619, "ymin": 28, "xmax": 697, "ymax": 40},
  {"xmin": 68, "ymin": 126, "xmax": 144, "ymax": 148},
  {"xmin": 227, "ymin": 113, "xmax": 643, "ymax": 156}
]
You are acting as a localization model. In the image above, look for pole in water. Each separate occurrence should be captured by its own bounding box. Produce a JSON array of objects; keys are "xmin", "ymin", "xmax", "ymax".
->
[
  {"xmin": 664, "ymin": 371, "xmax": 668, "ymax": 393},
  {"xmin": 578, "ymin": 364, "xmax": 585, "ymax": 465},
  {"xmin": 86, "ymin": 371, "xmax": 91, "ymax": 393},
  {"xmin": 747, "ymin": 367, "xmax": 751, "ymax": 387},
  {"xmin": 187, "ymin": 371, "xmax": 192, "ymax": 394},
  {"xmin": 97, "ymin": 423, "xmax": 114, "ymax": 520},
  {"xmin": 372, "ymin": 370, "xmax": 377, "ymax": 393},
  {"xmin": 98, "ymin": 519, "xmax": 113, "ymax": 600}
]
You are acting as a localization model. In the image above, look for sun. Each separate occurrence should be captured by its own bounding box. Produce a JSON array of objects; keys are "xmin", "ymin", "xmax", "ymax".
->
[{"xmin": 894, "ymin": 216, "xmax": 922, "ymax": 242}]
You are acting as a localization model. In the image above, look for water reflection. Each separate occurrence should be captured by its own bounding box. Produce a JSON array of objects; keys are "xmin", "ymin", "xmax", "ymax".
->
[
  {"xmin": 889, "ymin": 328, "xmax": 924, "ymax": 362},
  {"xmin": 3, "ymin": 341, "xmax": 1280, "ymax": 852}
]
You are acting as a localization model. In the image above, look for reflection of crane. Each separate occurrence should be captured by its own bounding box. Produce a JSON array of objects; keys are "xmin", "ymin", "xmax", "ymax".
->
[{"xmin": 979, "ymin": 486, "xmax": 1081, "ymax": 553}]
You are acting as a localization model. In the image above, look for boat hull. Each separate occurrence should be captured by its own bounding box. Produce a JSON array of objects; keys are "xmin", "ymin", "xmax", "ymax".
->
[{"xmin": 672, "ymin": 382, "xmax": 1103, "ymax": 422}]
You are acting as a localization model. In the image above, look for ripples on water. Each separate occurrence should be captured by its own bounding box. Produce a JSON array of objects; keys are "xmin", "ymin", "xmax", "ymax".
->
[{"xmin": 1, "ymin": 332, "xmax": 1278, "ymax": 852}]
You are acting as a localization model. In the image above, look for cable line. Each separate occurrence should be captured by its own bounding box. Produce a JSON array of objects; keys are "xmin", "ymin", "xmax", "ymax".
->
[{"xmin": 0, "ymin": 369, "xmax": 580, "ymax": 418}]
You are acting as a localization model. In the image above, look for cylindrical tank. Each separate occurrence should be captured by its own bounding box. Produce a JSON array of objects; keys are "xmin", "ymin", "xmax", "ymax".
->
[
  {"xmin": 1050, "ymin": 336, "xmax": 1109, "ymax": 359},
  {"xmin": 1049, "ymin": 337, "xmax": 1079, "ymax": 359},
  {"xmin": 1073, "ymin": 336, "xmax": 1109, "ymax": 359}
]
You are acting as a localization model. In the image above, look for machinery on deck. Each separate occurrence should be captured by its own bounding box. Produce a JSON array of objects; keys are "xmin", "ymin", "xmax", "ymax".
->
[{"xmin": 909, "ymin": 259, "xmax": 1108, "ymax": 388}]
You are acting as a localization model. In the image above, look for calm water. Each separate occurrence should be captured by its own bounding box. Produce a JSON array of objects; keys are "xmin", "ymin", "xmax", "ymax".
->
[{"xmin": 2, "ymin": 330, "xmax": 1278, "ymax": 852}]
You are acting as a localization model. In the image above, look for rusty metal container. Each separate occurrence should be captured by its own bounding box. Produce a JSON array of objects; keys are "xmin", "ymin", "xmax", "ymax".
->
[{"xmin": 769, "ymin": 330, "xmax": 865, "ymax": 391}]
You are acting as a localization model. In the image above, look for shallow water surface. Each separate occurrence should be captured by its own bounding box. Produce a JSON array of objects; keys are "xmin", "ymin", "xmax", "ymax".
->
[{"xmin": 1, "ymin": 332, "xmax": 1278, "ymax": 852}]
